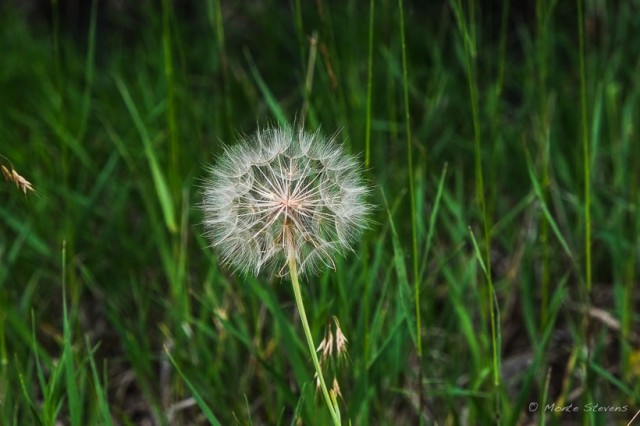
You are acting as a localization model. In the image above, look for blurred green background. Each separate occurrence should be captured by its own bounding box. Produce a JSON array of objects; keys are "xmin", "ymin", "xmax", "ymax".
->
[{"xmin": 1, "ymin": 0, "xmax": 639, "ymax": 424}]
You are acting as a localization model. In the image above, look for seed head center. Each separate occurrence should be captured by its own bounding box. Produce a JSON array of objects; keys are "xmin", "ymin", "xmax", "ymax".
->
[{"xmin": 278, "ymin": 189, "xmax": 303, "ymax": 213}]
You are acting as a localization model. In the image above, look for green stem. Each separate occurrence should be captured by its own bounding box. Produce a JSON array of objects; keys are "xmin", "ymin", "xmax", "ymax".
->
[
  {"xmin": 576, "ymin": 2, "xmax": 593, "ymax": 424},
  {"xmin": 577, "ymin": 0, "xmax": 591, "ymax": 296},
  {"xmin": 288, "ymin": 256, "xmax": 340, "ymax": 426},
  {"xmin": 365, "ymin": 0, "xmax": 374, "ymax": 169},
  {"xmin": 398, "ymin": 0, "xmax": 421, "ymax": 359}
]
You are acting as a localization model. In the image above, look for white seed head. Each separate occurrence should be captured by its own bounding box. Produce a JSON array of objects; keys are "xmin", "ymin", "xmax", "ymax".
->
[{"xmin": 202, "ymin": 126, "xmax": 371, "ymax": 277}]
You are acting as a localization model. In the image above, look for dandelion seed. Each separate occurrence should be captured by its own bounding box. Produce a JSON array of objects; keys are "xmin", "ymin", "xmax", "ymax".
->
[{"xmin": 202, "ymin": 126, "xmax": 371, "ymax": 276}]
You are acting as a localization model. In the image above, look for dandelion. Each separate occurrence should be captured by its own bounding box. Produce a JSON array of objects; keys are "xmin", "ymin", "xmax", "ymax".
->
[
  {"xmin": 202, "ymin": 126, "xmax": 370, "ymax": 277},
  {"xmin": 202, "ymin": 126, "xmax": 371, "ymax": 425}
]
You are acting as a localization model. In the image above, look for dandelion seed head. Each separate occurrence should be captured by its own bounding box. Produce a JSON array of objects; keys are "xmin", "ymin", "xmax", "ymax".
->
[{"xmin": 202, "ymin": 126, "xmax": 371, "ymax": 277}]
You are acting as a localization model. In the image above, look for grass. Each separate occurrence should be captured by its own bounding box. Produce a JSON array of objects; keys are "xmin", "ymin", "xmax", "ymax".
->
[{"xmin": 1, "ymin": 1, "xmax": 640, "ymax": 425}]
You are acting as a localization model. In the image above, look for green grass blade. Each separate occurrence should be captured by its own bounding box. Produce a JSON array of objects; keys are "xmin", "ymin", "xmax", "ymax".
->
[
  {"xmin": 166, "ymin": 349, "xmax": 223, "ymax": 426},
  {"xmin": 381, "ymin": 190, "xmax": 417, "ymax": 347},
  {"xmin": 161, "ymin": 0, "xmax": 180, "ymax": 197},
  {"xmin": 588, "ymin": 360, "xmax": 638, "ymax": 402},
  {"xmin": 422, "ymin": 163, "xmax": 447, "ymax": 268},
  {"xmin": 16, "ymin": 357, "xmax": 44, "ymax": 425},
  {"xmin": 87, "ymin": 340, "xmax": 113, "ymax": 426},
  {"xmin": 397, "ymin": 0, "xmax": 421, "ymax": 359},
  {"xmin": 115, "ymin": 76, "xmax": 177, "ymax": 233},
  {"xmin": 365, "ymin": 0, "xmax": 375, "ymax": 168},
  {"xmin": 61, "ymin": 241, "xmax": 82, "ymax": 426},
  {"xmin": 76, "ymin": 0, "xmax": 97, "ymax": 142},
  {"xmin": 441, "ymin": 264, "xmax": 481, "ymax": 370},
  {"xmin": 507, "ymin": 273, "xmax": 569, "ymax": 425},
  {"xmin": 244, "ymin": 49, "xmax": 288, "ymax": 126},
  {"xmin": 468, "ymin": 227, "xmax": 488, "ymax": 279},
  {"xmin": 577, "ymin": 0, "xmax": 591, "ymax": 294},
  {"xmin": 524, "ymin": 147, "xmax": 575, "ymax": 262}
]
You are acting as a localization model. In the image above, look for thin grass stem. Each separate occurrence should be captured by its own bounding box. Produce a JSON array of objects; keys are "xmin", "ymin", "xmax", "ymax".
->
[
  {"xmin": 398, "ymin": 0, "xmax": 425, "ymax": 417},
  {"xmin": 210, "ymin": 0, "xmax": 232, "ymax": 137},
  {"xmin": 496, "ymin": 0, "xmax": 510, "ymax": 96},
  {"xmin": 161, "ymin": 0, "xmax": 179, "ymax": 199},
  {"xmin": 363, "ymin": 0, "xmax": 375, "ymax": 417},
  {"xmin": 577, "ymin": 0, "xmax": 591, "ymax": 296},
  {"xmin": 536, "ymin": 0, "xmax": 552, "ymax": 328},
  {"xmin": 452, "ymin": 1, "xmax": 501, "ymax": 421},
  {"xmin": 398, "ymin": 0, "xmax": 421, "ymax": 361},
  {"xmin": 577, "ymin": 0, "xmax": 594, "ymax": 419},
  {"xmin": 365, "ymin": 0, "xmax": 375, "ymax": 169}
]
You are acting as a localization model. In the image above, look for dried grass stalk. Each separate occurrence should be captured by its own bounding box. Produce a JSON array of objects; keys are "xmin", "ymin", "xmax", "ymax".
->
[{"xmin": 1, "ymin": 163, "xmax": 35, "ymax": 194}]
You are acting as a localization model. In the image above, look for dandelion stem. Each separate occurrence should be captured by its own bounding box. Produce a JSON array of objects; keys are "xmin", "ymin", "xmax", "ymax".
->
[{"xmin": 288, "ymin": 256, "xmax": 340, "ymax": 425}]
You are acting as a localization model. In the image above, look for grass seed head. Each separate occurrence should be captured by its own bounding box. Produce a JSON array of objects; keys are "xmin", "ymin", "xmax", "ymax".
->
[
  {"xmin": 1, "ymin": 163, "xmax": 35, "ymax": 195},
  {"xmin": 317, "ymin": 328, "xmax": 334, "ymax": 362},
  {"xmin": 334, "ymin": 321, "xmax": 348, "ymax": 359},
  {"xmin": 202, "ymin": 126, "xmax": 371, "ymax": 277},
  {"xmin": 317, "ymin": 316, "xmax": 349, "ymax": 367}
]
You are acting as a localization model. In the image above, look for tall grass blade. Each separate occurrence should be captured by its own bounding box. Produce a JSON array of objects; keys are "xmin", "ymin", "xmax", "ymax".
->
[
  {"xmin": 507, "ymin": 274, "xmax": 569, "ymax": 425},
  {"xmin": 382, "ymin": 190, "xmax": 417, "ymax": 347},
  {"xmin": 577, "ymin": 0, "xmax": 591, "ymax": 294},
  {"xmin": 76, "ymin": 0, "xmax": 97, "ymax": 142},
  {"xmin": 61, "ymin": 241, "xmax": 82, "ymax": 426},
  {"xmin": 524, "ymin": 147, "xmax": 575, "ymax": 262},
  {"xmin": 365, "ymin": 0, "xmax": 375, "ymax": 168},
  {"xmin": 161, "ymin": 0, "xmax": 180, "ymax": 197},
  {"xmin": 115, "ymin": 77, "xmax": 177, "ymax": 233},
  {"xmin": 244, "ymin": 50, "xmax": 288, "ymax": 126},
  {"xmin": 166, "ymin": 349, "xmax": 223, "ymax": 426},
  {"xmin": 397, "ymin": 2, "xmax": 424, "ymax": 417},
  {"xmin": 442, "ymin": 266, "xmax": 481, "ymax": 369},
  {"xmin": 422, "ymin": 163, "xmax": 447, "ymax": 270},
  {"xmin": 87, "ymin": 338, "xmax": 113, "ymax": 426}
]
